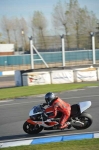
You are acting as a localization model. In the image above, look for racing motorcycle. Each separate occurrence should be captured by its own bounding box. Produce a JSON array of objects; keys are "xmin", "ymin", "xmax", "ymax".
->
[{"xmin": 23, "ymin": 101, "xmax": 93, "ymax": 134}]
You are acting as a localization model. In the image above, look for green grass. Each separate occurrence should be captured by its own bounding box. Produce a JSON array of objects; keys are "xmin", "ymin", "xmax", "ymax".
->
[
  {"xmin": 0, "ymin": 82, "xmax": 99, "ymax": 100},
  {"xmin": 1, "ymin": 138, "xmax": 99, "ymax": 150}
]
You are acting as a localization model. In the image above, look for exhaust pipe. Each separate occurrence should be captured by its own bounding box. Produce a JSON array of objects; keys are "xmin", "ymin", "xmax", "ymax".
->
[{"xmin": 71, "ymin": 120, "xmax": 84, "ymax": 127}]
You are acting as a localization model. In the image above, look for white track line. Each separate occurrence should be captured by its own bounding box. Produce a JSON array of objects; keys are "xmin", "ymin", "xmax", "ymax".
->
[{"xmin": 0, "ymin": 100, "xmax": 13, "ymax": 103}]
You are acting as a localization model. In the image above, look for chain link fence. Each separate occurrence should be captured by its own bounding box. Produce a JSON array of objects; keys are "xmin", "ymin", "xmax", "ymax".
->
[{"xmin": 0, "ymin": 34, "xmax": 99, "ymax": 71}]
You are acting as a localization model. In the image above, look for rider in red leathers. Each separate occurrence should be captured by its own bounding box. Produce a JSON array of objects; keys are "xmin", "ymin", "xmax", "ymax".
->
[{"xmin": 44, "ymin": 92, "xmax": 71, "ymax": 129}]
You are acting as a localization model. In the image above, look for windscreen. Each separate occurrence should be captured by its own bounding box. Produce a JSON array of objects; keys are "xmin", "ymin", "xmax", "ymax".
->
[{"xmin": 33, "ymin": 105, "xmax": 42, "ymax": 114}]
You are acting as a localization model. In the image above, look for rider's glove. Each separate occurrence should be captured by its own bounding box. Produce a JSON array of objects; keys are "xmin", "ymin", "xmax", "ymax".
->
[
  {"xmin": 41, "ymin": 103, "xmax": 47, "ymax": 107},
  {"xmin": 43, "ymin": 103, "xmax": 47, "ymax": 107}
]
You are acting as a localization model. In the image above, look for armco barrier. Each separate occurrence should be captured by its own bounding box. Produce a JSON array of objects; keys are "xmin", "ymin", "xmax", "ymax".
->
[
  {"xmin": 0, "ymin": 71, "xmax": 15, "ymax": 76},
  {"xmin": 0, "ymin": 132, "xmax": 99, "ymax": 148},
  {"xmin": 0, "ymin": 72, "xmax": 2, "ymax": 76},
  {"xmin": 2, "ymin": 71, "xmax": 15, "ymax": 76}
]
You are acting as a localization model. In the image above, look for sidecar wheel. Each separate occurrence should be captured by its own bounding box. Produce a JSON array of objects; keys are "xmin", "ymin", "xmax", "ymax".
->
[{"xmin": 23, "ymin": 121, "xmax": 43, "ymax": 134}]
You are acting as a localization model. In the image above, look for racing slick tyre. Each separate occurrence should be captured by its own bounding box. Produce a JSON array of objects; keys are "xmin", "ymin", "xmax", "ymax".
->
[
  {"xmin": 23, "ymin": 121, "xmax": 43, "ymax": 134},
  {"xmin": 72, "ymin": 112, "xmax": 93, "ymax": 130}
]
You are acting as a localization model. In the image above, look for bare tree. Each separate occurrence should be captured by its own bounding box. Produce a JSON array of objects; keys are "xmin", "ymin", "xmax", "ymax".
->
[
  {"xmin": 52, "ymin": 0, "xmax": 99, "ymax": 49},
  {"xmin": 52, "ymin": 1, "xmax": 71, "ymax": 48},
  {"xmin": 10, "ymin": 18, "xmax": 20, "ymax": 51},
  {"xmin": 32, "ymin": 11, "xmax": 48, "ymax": 49},
  {"xmin": 29, "ymin": 18, "xmax": 36, "ymax": 45},
  {"xmin": 0, "ymin": 33, "xmax": 3, "ymax": 43},
  {"xmin": 18, "ymin": 17, "xmax": 29, "ymax": 52},
  {"xmin": 1, "ymin": 16, "xmax": 12, "ymax": 43},
  {"xmin": 79, "ymin": 8, "xmax": 98, "ymax": 34}
]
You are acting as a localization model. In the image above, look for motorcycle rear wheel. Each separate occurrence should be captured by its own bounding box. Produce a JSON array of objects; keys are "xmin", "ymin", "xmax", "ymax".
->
[
  {"xmin": 72, "ymin": 112, "xmax": 93, "ymax": 130},
  {"xmin": 23, "ymin": 121, "xmax": 43, "ymax": 134}
]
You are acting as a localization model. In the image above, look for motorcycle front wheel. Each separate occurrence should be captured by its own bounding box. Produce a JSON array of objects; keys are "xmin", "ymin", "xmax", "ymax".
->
[
  {"xmin": 72, "ymin": 112, "xmax": 93, "ymax": 130},
  {"xmin": 23, "ymin": 121, "xmax": 43, "ymax": 134}
]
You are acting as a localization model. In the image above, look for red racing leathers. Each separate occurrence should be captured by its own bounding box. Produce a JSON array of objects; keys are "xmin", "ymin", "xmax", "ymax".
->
[{"xmin": 45, "ymin": 97, "xmax": 71, "ymax": 127}]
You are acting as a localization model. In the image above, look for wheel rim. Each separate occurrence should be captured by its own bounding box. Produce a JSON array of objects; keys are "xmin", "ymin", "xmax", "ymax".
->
[
  {"xmin": 27, "ymin": 124, "xmax": 32, "ymax": 132},
  {"xmin": 25, "ymin": 123, "xmax": 36, "ymax": 133},
  {"xmin": 79, "ymin": 116, "xmax": 90, "ymax": 127}
]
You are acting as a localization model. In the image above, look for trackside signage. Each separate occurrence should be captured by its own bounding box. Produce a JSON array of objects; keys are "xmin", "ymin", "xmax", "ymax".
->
[
  {"xmin": 76, "ymin": 70, "xmax": 97, "ymax": 82},
  {"xmin": 22, "ymin": 72, "xmax": 51, "ymax": 86},
  {"xmin": 51, "ymin": 70, "xmax": 74, "ymax": 84}
]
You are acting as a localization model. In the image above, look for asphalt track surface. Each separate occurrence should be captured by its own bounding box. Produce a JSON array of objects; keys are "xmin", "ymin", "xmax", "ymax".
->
[
  {"xmin": 0, "ymin": 76, "xmax": 15, "ymax": 88},
  {"xmin": 0, "ymin": 86, "xmax": 99, "ymax": 142}
]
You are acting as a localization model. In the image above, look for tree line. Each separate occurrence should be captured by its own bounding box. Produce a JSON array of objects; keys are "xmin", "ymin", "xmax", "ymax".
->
[{"xmin": 0, "ymin": 0, "xmax": 99, "ymax": 51}]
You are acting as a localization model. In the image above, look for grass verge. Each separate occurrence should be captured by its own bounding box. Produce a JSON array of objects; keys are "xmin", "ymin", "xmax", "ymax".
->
[
  {"xmin": 0, "ymin": 82, "xmax": 99, "ymax": 100},
  {"xmin": 1, "ymin": 138, "xmax": 99, "ymax": 150}
]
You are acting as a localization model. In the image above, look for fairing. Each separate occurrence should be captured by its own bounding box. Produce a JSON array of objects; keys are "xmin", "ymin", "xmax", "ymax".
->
[{"xmin": 78, "ymin": 101, "xmax": 91, "ymax": 113}]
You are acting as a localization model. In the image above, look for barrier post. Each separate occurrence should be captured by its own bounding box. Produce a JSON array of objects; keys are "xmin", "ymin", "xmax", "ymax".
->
[
  {"xmin": 29, "ymin": 36, "xmax": 34, "ymax": 69},
  {"xmin": 61, "ymin": 34, "xmax": 65, "ymax": 67}
]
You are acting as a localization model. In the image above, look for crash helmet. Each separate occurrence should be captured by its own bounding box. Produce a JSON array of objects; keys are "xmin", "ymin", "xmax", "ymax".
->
[{"xmin": 45, "ymin": 92, "xmax": 57, "ymax": 105}]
